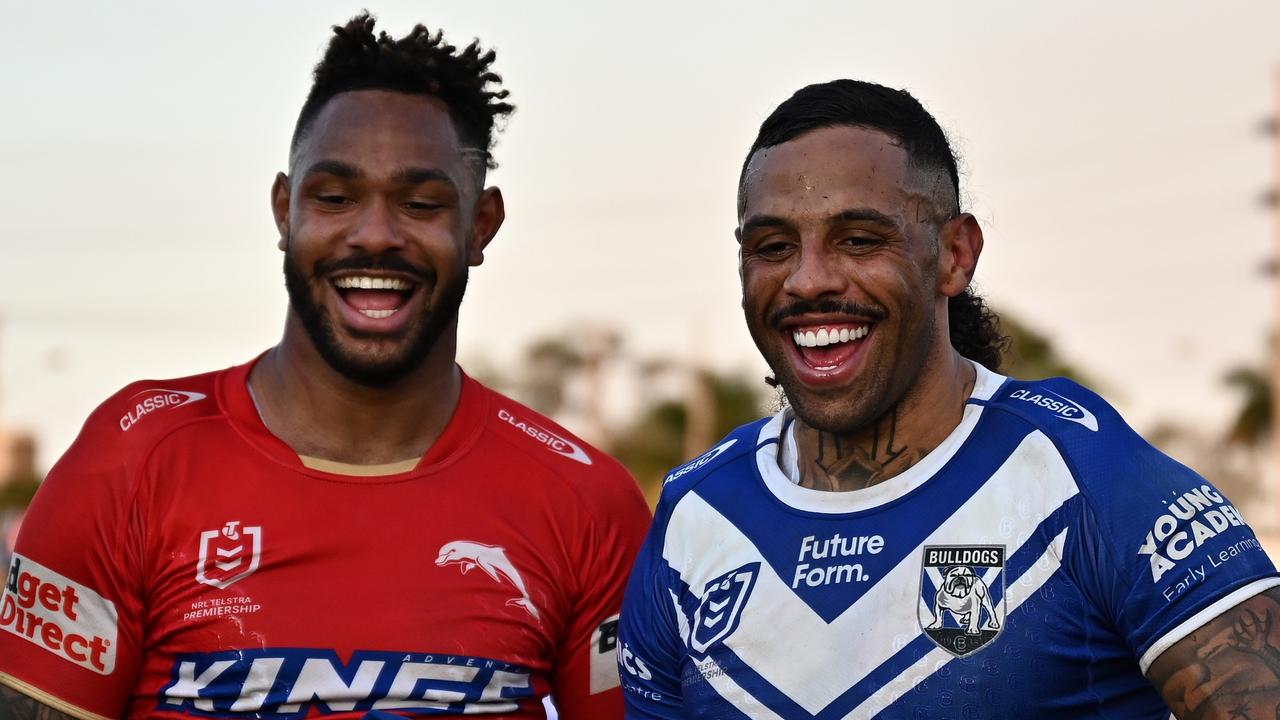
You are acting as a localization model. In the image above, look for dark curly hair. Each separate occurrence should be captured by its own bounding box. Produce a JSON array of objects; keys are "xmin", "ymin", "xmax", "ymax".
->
[
  {"xmin": 291, "ymin": 12, "xmax": 514, "ymax": 172},
  {"xmin": 741, "ymin": 79, "xmax": 1007, "ymax": 372}
]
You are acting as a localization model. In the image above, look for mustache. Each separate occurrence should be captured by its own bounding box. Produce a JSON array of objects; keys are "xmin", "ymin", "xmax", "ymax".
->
[
  {"xmin": 313, "ymin": 252, "xmax": 434, "ymax": 285},
  {"xmin": 767, "ymin": 299, "xmax": 887, "ymax": 328}
]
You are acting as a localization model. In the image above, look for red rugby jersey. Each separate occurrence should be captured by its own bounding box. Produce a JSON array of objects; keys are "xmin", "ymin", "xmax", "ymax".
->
[{"xmin": 0, "ymin": 359, "xmax": 651, "ymax": 719}]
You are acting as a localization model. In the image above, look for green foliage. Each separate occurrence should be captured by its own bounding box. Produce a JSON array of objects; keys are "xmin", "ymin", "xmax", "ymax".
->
[
  {"xmin": 610, "ymin": 370, "xmax": 765, "ymax": 501},
  {"xmin": 0, "ymin": 474, "xmax": 41, "ymax": 511},
  {"xmin": 999, "ymin": 314, "xmax": 1091, "ymax": 385}
]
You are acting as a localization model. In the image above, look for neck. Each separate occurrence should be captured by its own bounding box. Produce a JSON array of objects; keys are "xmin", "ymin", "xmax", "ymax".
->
[
  {"xmin": 791, "ymin": 349, "xmax": 976, "ymax": 492},
  {"xmin": 248, "ymin": 315, "xmax": 462, "ymax": 465}
]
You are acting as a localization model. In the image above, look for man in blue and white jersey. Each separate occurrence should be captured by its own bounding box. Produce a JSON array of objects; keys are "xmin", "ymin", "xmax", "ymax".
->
[{"xmin": 617, "ymin": 79, "xmax": 1280, "ymax": 718}]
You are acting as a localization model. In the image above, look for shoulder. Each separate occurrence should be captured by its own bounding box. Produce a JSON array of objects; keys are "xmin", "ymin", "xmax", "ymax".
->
[
  {"xmin": 979, "ymin": 374, "xmax": 1169, "ymax": 473},
  {"xmin": 55, "ymin": 368, "xmax": 226, "ymax": 474},
  {"xmin": 654, "ymin": 418, "xmax": 768, "ymax": 518},
  {"xmin": 474, "ymin": 380, "xmax": 647, "ymax": 515}
]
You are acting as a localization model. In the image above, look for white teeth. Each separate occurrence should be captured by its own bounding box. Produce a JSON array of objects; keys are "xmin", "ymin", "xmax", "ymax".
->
[
  {"xmin": 359, "ymin": 309, "xmax": 397, "ymax": 319},
  {"xmin": 334, "ymin": 276, "xmax": 413, "ymax": 291},
  {"xmin": 792, "ymin": 326, "xmax": 869, "ymax": 348}
]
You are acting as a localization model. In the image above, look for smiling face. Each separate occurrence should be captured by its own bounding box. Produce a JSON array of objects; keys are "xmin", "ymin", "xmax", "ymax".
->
[
  {"xmin": 738, "ymin": 125, "xmax": 956, "ymax": 433},
  {"xmin": 272, "ymin": 89, "xmax": 502, "ymax": 386}
]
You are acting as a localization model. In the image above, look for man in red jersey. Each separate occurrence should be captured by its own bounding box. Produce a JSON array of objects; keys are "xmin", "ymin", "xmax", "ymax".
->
[{"xmin": 0, "ymin": 13, "xmax": 650, "ymax": 720}]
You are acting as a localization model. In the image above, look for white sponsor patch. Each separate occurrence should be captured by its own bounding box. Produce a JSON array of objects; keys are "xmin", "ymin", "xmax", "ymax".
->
[
  {"xmin": 1, "ymin": 554, "xmax": 119, "ymax": 674},
  {"xmin": 590, "ymin": 614, "xmax": 621, "ymax": 693}
]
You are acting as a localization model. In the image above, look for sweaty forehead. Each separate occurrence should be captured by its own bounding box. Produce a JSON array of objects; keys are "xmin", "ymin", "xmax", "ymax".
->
[
  {"xmin": 740, "ymin": 126, "xmax": 932, "ymax": 223},
  {"xmin": 291, "ymin": 90, "xmax": 472, "ymax": 182}
]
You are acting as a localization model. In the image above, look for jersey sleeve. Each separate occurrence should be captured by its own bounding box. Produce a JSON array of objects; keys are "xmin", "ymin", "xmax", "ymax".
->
[
  {"xmin": 617, "ymin": 495, "xmax": 687, "ymax": 719},
  {"xmin": 548, "ymin": 460, "xmax": 652, "ymax": 720},
  {"xmin": 1051, "ymin": 383, "xmax": 1280, "ymax": 674},
  {"xmin": 0, "ymin": 394, "xmax": 148, "ymax": 719}
]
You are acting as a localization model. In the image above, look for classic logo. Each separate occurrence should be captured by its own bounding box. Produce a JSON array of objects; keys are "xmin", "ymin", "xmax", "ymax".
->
[
  {"xmin": 196, "ymin": 521, "xmax": 262, "ymax": 590},
  {"xmin": 918, "ymin": 545, "xmax": 1005, "ymax": 657},
  {"xmin": 664, "ymin": 439, "xmax": 738, "ymax": 485},
  {"xmin": 689, "ymin": 563, "xmax": 759, "ymax": 657},
  {"xmin": 119, "ymin": 388, "xmax": 206, "ymax": 432},
  {"xmin": 1008, "ymin": 388, "xmax": 1098, "ymax": 431},
  {"xmin": 497, "ymin": 408, "xmax": 592, "ymax": 465},
  {"xmin": 436, "ymin": 540, "xmax": 541, "ymax": 620}
]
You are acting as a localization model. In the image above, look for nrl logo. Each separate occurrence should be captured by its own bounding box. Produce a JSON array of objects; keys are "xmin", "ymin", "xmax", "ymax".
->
[
  {"xmin": 689, "ymin": 562, "xmax": 758, "ymax": 657},
  {"xmin": 196, "ymin": 521, "xmax": 262, "ymax": 590},
  {"xmin": 918, "ymin": 545, "xmax": 1005, "ymax": 657}
]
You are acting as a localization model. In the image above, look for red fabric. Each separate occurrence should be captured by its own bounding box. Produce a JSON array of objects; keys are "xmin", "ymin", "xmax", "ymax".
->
[{"xmin": 0, "ymin": 359, "xmax": 650, "ymax": 719}]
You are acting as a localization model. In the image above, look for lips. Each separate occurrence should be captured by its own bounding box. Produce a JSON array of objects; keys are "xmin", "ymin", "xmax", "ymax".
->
[
  {"xmin": 329, "ymin": 273, "xmax": 424, "ymax": 334},
  {"xmin": 780, "ymin": 320, "xmax": 874, "ymax": 386}
]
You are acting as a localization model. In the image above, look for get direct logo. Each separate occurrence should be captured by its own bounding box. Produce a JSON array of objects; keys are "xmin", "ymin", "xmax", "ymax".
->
[{"xmin": 1, "ymin": 554, "xmax": 119, "ymax": 674}]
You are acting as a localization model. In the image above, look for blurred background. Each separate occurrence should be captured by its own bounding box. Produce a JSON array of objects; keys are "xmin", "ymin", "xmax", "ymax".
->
[{"xmin": 2, "ymin": 1, "xmax": 1280, "ymax": 561}]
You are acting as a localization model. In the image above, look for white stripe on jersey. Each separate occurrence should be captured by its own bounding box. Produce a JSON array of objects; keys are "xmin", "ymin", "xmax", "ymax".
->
[
  {"xmin": 858, "ymin": 528, "xmax": 1068, "ymax": 720},
  {"xmin": 661, "ymin": 430, "xmax": 1079, "ymax": 716}
]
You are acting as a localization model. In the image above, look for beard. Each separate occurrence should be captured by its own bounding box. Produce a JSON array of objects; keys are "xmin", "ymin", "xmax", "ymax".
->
[{"xmin": 282, "ymin": 243, "xmax": 468, "ymax": 387}]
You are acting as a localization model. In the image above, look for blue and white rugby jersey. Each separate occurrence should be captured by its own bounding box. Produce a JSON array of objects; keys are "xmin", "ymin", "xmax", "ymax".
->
[{"xmin": 618, "ymin": 362, "xmax": 1280, "ymax": 719}]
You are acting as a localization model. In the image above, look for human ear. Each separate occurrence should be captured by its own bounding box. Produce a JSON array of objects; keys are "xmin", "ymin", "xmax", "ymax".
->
[
  {"xmin": 271, "ymin": 172, "xmax": 291, "ymax": 251},
  {"xmin": 937, "ymin": 214, "xmax": 983, "ymax": 297},
  {"xmin": 467, "ymin": 186, "xmax": 506, "ymax": 266}
]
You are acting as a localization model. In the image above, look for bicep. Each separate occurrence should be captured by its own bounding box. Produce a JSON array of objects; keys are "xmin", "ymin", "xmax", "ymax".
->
[
  {"xmin": 1147, "ymin": 585, "xmax": 1280, "ymax": 719},
  {"xmin": 0, "ymin": 685, "xmax": 90, "ymax": 720}
]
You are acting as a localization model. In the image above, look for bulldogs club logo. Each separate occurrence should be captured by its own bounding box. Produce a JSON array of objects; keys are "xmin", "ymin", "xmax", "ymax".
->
[
  {"xmin": 918, "ymin": 545, "xmax": 1005, "ymax": 656},
  {"xmin": 689, "ymin": 562, "xmax": 759, "ymax": 657},
  {"xmin": 196, "ymin": 521, "xmax": 262, "ymax": 589}
]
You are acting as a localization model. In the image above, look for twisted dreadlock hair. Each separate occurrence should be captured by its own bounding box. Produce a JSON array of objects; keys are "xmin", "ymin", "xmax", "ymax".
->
[
  {"xmin": 741, "ymin": 79, "xmax": 1007, "ymax": 372},
  {"xmin": 291, "ymin": 12, "xmax": 514, "ymax": 175}
]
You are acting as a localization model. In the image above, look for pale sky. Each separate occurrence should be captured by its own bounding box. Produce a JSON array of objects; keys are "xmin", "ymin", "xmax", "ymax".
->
[{"xmin": 2, "ymin": 0, "xmax": 1278, "ymax": 469}]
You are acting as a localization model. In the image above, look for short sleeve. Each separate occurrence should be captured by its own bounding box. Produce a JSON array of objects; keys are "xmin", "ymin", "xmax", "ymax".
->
[
  {"xmin": 1065, "ymin": 431, "xmax": 1279, "ymax": 673},
  {"xmin": 617, "ymin": 502, "xmax": 687, "ymax": 719},
  {"xmin": 0, "ymin": 404, "xmax": 146, "ymax": 718},
  {"xmin": 548, "ymin": 462, "xmax": 652, "ymax": 720}
]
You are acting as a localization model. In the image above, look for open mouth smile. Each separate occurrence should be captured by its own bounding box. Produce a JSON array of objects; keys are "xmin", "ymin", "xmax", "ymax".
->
[
  {"xmin": 781, "ymin": 321, "xmax": 874, "ymax": 382},
  {"xmin": 329, "ymin": 273, "xmax": 423, "ymax": 330}
]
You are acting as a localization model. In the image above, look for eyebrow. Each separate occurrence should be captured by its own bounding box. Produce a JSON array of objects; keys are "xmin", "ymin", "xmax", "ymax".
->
[
  {"xmin": 301, "ymin": 160, "xmax": 459, "ymax": 192},
  {"xmin": 740, "ymin": 208, "xmax": 902, "ymax": 235}
]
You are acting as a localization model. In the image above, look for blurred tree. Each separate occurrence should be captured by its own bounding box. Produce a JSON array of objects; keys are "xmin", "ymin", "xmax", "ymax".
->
[
  {"xmin": 1224, "ymin": 365, "xmax": 1271, "ymax": 449},
  {"xmin": 999, "ymin": 314, "xmax": 1092, "ymax": 385},
  {"xmin": 611, "ymin": 369, "xmax": 765, "ymax": 503},
  {"xmin": 0, "ymin": 472, "xmax": 40, "ymax": 511}
]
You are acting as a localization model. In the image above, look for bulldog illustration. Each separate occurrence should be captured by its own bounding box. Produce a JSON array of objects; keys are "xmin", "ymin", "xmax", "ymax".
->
[{"xmin": 926, "ymin": 565, "xmax": 1001, "ymax": 635}]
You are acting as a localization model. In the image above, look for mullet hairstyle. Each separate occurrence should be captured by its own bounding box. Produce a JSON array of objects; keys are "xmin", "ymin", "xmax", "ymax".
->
[
  {"xmin": 740, "ymin": 79, "xmax": 1007, "ymax": 372},
  {"xmin": 291, "ymin": 12, "xmax": 514, "ymax": 172}
]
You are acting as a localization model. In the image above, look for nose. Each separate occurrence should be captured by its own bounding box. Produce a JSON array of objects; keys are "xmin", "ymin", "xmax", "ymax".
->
[
  {"xmin": 346, "ymin": 198, "xmax": 405, "ymax": 254},
  {"xmin": 782, "ymin": 242, "xmax": 848, "ymax": 299}
]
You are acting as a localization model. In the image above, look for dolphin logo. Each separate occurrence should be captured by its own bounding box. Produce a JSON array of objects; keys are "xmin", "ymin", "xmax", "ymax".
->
[{"xmin": 436, "ymin": 540, "xmax": 541, "ymax": 620}]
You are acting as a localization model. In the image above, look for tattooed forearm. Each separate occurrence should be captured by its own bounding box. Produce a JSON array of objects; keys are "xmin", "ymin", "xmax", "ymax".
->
[
  {"xmin": 0, "ymin": 686, "xmax": 79, "ymax": 720},
  {"xmin": 1147, "ymin": 586, "xmax": 1280, "ymax": 719}
]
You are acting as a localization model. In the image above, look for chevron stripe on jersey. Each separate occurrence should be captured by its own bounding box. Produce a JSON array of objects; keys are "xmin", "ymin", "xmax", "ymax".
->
[{"xmin": 619, "ymin": 362, "xmax": 1279, "ymax": 719}]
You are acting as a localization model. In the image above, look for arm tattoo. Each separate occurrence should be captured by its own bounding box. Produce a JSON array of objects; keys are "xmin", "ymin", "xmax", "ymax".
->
[
  {"xmin": 1147, "ymin": 586, "xmax": 1280, "ymax": 719},
  {"xmin": 0, "ymin": 686, "xmax": 80, "ymax": 720}
]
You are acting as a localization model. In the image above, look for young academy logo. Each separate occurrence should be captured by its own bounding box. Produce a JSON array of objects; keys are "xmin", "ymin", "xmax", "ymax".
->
[
  {"xmin": 436, "ymin": 540, "xmax": 541, "ymax": 620},
  {"xmin": 918, "ymin": 545, "xmax": 1005, "ymax": 656},
  {"xmin": 689, "ymin": 562, "xmax": 759, "ymax": 657},
  {"xmin": 196, "ymin": 521, "xmax": 263, "ymax": 590}
]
